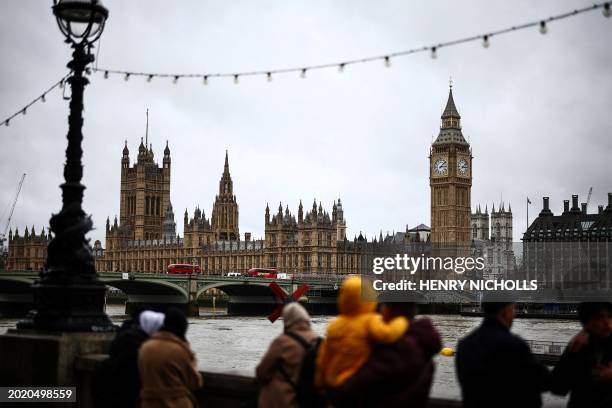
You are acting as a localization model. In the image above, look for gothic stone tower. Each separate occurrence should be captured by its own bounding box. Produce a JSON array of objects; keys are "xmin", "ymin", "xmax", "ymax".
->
[
  {"xmin": 211, "ymin": 151, "xmax": 239, "ymax": 240},
  {"xmin": 471, "ymin": 204, "xmax": 489, "ymax": 242},
  {"xmin": 491, "ymin": 202, "xmax": 513, "ymax": 243},
  {"xmin": 430, "ymin": 86, "xmax": 472, "ymax": 243},
  {"xmin": 119, "ymin": 114, "xmax": 171, "ymax": 241}
]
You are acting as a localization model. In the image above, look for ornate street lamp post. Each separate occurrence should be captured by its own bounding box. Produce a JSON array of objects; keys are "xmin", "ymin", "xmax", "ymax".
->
[{"xmin": 19, "ymin": 0, "xmax": 113, "ymax": 331}]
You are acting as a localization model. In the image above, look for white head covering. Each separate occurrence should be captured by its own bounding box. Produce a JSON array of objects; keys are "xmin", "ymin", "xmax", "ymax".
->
[
  {"xmin": 282, "ymin": 302, "xmax": 311, "ymax": 329},
  {"xmin": 139, "ymin": 310, "xmax": 165, "ymax": 335}
]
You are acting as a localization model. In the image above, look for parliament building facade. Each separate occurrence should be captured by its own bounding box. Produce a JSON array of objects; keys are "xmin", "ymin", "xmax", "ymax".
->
[{"xmin": 95, "ymin": 139, "xmax": 362, "ymax": 275}]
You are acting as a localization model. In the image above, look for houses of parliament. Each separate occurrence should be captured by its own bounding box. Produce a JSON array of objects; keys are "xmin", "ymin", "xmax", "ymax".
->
[{"xmin": 5, "ymin": 87, "xmax": 491, "ymax": 274}]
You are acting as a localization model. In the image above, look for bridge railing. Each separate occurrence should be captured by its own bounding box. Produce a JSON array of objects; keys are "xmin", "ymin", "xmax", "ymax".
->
[{"xmin": 525, "ymin": 340, "xmax": 566, "ymax": 356}]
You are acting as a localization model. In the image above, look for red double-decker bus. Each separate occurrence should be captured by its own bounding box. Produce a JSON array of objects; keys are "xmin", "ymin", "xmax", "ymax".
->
[
  {"xmin": 245, "ymin": 268, "xmax": 277, "ymax": 278},
  {"xmin": 167, "ymin": 264, "xmax": 201, "ymax": 274}
]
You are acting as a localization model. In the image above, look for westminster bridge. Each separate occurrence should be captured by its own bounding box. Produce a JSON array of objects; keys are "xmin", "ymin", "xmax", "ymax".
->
[
  {"xmin": 0, "ymin": 271, "xmax": 346, "ymax": 317},
  {"xmin": 0, "ymin": 270, "xmax": 477, "ymax": 317}
]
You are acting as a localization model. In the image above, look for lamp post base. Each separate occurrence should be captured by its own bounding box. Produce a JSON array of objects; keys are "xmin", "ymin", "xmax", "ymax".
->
[{"xmin": 18, "ymin": 282, "xmax": 114, "ymax": 332}]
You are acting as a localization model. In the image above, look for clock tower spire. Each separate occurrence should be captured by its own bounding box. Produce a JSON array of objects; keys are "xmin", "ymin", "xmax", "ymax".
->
[{"xmin": 430, "ymin": 85, "xmax": 472, "ymax": 243}]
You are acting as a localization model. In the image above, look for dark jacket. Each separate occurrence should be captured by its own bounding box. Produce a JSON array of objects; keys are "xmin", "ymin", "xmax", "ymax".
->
[
  {"xmin": 92, "ymin": 320, "xmax": 149, "ymax": 408},
  {"xmin": 329, "ymin": 318, "xmax": 442, "ymax": 408},
  {"xmin": 551, "ymin": 335, "xmax": 612, "ymax": 408},
  {"xmin": 456, "ymin": 317, "xmax": 550, "ymax": 408}
]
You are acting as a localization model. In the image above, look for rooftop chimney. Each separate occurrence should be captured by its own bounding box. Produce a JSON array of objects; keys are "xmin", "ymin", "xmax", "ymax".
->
[
  {"xmin": 599, "ymin": 205, "xmax": 604, "ymax": 215},
  {"xmin": 539, "ymin": 197, "xmax": 553, "ymax": 216},
  {"xmin": 607, "ymin": 193, "xmax": 612, "ymax": 211},
  {"xmin": 244, "ymin": 232, "xmax": 251, "ymax": 242},
  {"xmin": 581, "ymin": 203, "xmax": 587, "ymax": 214},
  {"xmin": 563, "ymin": 200, "xmax": 570, "ymax": 214},
  {"xmin": 571, "ymin": 195, "xmax": 579, "ymax": 211}
]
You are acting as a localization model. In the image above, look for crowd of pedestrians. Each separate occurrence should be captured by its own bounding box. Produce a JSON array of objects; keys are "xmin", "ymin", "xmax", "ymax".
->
[{"xmin": 92, "ymin": 276, "xmax": 612, "ymax": 408}]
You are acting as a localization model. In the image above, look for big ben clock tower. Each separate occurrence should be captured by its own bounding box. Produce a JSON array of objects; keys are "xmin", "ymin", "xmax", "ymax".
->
[{"xmin": 430, "ymin": 85, "xmax": 472, "ymax": 243}]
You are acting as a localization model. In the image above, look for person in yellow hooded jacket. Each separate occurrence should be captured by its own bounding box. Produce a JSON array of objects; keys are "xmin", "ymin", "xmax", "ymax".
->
[{"xmin": 315, "ymin": 275, "xmax": 409, "ymax": 390}]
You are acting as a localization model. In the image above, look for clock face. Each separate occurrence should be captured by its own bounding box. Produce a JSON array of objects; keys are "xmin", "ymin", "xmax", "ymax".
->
[
  {"xmin": 434, "ymin": 158, "xmax": 447, "ymax": 176},
  {"xmin": 457, "ymin": 158, "xmax": 469, "ymax": 176}
]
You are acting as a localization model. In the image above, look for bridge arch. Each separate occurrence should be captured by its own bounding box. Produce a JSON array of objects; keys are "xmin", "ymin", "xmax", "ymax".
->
[
  {"xmin": 196, "ymin": 281, "xmax": 286, "ymax": 300},
  {"xmin": 102, "ymin": 278, "xmax": 189, "ymax": 315}
]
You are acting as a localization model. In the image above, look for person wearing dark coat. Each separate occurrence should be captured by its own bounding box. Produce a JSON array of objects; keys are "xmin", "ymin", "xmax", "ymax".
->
[
  {"xmin": 92, "ymin": 310, "xmax": 165, "ymax": 408},
  {"xmin": 456, "ymin": 302, "xmax": 550, "ymax": 408},
  {"xmin": 551, "ymin": 302, "xmax": 612, "ymax": 408},
  {"xmin": 328, "ymin": 302, "xmax": 442, "ymax": 408}
]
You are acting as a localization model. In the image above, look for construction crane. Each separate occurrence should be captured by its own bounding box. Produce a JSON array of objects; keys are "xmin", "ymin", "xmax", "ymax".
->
[
  {"xmin": 0, "ymin": 173, "xmax": 26, "ymax": 253},
  {"xmin": 586, "ymin": 186, "xmax": 593, "ymax": 212}
]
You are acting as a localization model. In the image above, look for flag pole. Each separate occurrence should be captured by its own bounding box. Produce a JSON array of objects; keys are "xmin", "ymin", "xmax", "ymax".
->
[{"xmin": 526, "ymin": 197, "xmax": 530, "ymax": 231}]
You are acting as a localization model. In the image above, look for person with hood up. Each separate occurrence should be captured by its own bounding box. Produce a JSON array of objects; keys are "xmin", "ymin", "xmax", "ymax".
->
[
  {"xmin": 328, "ymin": 302, "xmax": 442, "ymax": 408},
  {"xmin": 138, "ymin": 307, "xmax": 203, "ymax": 408},
  {"xmin": 256, "ymin": 302, "xmax": 318, "ymax": 408},
  {"xmin": 315, "ymin": 276, "xmax": 408, "ymax": 391},
  {"xmin": 92, "ymin": 310, "xmax": 165, "ymax": 408}
]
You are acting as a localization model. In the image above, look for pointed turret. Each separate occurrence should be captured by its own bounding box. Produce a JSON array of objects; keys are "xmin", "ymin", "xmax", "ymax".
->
[
  {"xmin": 298, "ymin": 200, "xmax": 303, "ymax": 223},
  {"xmin": 123, "ymin": 140, "xmax": 129, "ymax": 157},
  {"xmin": 218, "ymin": 150, "xmax": 233, "ymax": 195},
  {"xmin": 433, "ymin": 84, "xmax": 468, "ymax": 146},
  {"xmin": 265, "ymin": 203, "xmax": 270, "ymax": 224},
  {"xmin": 442, "ymin": 87, "xmax": 460, "ymax": 123},
  {"xmin": 138, "ymin": 137, "xmax": 146, "ymax": 161},
  {"xmin": 224, "ymin": 150, "xmax": 230, "ymax": 175}
]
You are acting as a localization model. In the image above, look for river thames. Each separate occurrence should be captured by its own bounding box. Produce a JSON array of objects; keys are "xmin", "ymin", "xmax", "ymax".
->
[{"xmin": 1, "ymin": 305, "xmax": 579, "ymax": 407}]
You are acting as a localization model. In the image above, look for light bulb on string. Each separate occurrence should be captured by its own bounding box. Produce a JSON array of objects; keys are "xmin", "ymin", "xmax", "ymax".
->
[
  {"xmin": 104, "ymin": 70, "xmax": 109, "ymax": 79},
  {"xmin": 147, "ymin": 75, "xmax": 153, "ymax": 83},
  {"xmin": 4, "ymin": 119, "xmax": 9, "ymax": 127},
  {"xmin": 233, "ymin": 75, "xmax": 239, "ymax": 85},
  {"xmin": 539, "ymin": 21, "xmax": 548, "ymax": 34},
  {"xmin": 203, "ymin": 76, "xmax": 208, "ymax": 86},
  {"xmin": 22, "ymin": 107, "xmax": 26, "ymax": 115},
  {"xmin": 384, "ymin": 56, "xmax": 391, "ymax": 67},
  {"xmin": 41, "ymin": 94, "xmax": 46, "ymax": 103},
  {"xmin": 300, "ymin": 69, "xmax": 307, "ymax": 79},
  {"xmin": 124, "ymin": 73, "xmax": 130, "ymax": 81},
  {"xmin": 173, "ymin": 76, "xmax": 179, "ymax": 84},
  {"xmin": 482, "ymin": 35, "xmax": 490, "ymax": 48},
  {"xmin": 431, "ymin": 47, "xmax": 437, "ymax": 59},
  {"xmin": 267, "ymin": 72, "xmax": 272, "ymax": 82},
  {"xmin": 338, "ymin": 63, "xmax": 345, "ymax": 73},
  {"xmin": 59, "ymin": 79, "xmax": 64, "ymax": 89},
  {"xmin": 604, "ymin": 3, "xmax": 611, "ymax": 17}
]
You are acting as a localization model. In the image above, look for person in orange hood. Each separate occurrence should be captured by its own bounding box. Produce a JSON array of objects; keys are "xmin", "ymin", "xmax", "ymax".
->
[{"xmin": 315, "ymin": 276, "xmax": 408, "ymax": 389}]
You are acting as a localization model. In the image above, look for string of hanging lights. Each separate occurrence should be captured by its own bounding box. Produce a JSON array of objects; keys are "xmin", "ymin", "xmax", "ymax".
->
[
  {"xmin": 94, "ymin": 2, "xmax": 610, "ymax": 84},
  {"xmin": 2, "ymin": 2, "xmax": 610, "ymax": 129},
  {"xmin": 2, "ymin": 73, "xmax": 71, "ymax": 128}
]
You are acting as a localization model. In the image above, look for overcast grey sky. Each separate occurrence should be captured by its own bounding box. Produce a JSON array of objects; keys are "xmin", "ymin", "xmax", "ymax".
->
[{"xmin": 1, "ymin": 0, "xmax": 611, "ymax": 245}]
